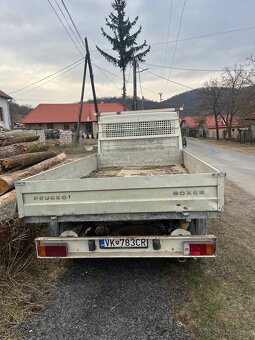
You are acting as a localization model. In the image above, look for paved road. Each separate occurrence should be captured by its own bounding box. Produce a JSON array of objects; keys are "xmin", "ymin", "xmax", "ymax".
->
[
  {"xmin": 20, "ymin": 259, "xmax": 188, "ymax": 340},
  {"xmin": 187, "ymin": 138, "xmax": 255, "ymax": 197}
]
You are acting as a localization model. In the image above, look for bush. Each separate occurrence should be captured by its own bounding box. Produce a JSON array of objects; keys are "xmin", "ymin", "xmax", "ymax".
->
[{"xmin": 0, "ymin": 219, "xmax": 43, "ymax": 279}]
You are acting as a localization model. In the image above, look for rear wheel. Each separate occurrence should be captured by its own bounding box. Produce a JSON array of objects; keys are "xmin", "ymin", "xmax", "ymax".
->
[{"xmin": 188, "ymin": 219, "xmax": 207, "ymax": 235}]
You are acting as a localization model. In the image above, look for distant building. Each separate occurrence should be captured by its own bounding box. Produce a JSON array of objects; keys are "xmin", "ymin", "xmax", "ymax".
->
[
  {"xmin": 181, "ymin": 114, "xmax": 239, "ymax": 139},
  {"xmin": 20, "ymin": 103, "xmax": 124, "ymax": 136},
  {"xmin": 203, "ymin": 115, "xmax": 239, "ymax": 139},
  {"xmin": 181, "ymin": 116, "xmax": 204, "ymax": 137},
  {"xmin": 0, "ymin": 90, "xmax": 12, "ymax": 130}
]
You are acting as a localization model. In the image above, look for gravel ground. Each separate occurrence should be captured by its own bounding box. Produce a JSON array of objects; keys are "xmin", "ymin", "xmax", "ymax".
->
[{"xmin": 19, "ymin": 259, "xmax": 188, "ymax": 340}]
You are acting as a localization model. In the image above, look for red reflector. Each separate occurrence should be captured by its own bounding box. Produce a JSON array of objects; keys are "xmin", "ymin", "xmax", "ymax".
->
[
  {"xmin": 38, "ymin": 244, "xmax": 67, "ymax": 257},
  {"xmin": 189, "ymin": 243, "xmax": 214, "ymax": 256}
]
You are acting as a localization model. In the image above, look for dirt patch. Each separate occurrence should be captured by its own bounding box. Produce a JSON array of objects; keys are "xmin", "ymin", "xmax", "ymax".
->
[
  {"xmin": 171, "ymin": 179, "xmax": 255, "ymax": 339},
  {"xmin": 195, "ymin": 138, "xmax": 255, "ymax": 155}
]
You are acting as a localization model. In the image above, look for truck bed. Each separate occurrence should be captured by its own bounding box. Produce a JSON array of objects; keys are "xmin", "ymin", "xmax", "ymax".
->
[
  {"xmin": 84, "ymin": 164, "xmax": 189, "ymax": 178},
  {"xmin": 15, "ymin": 151, "xmax": 225, "ymax": 223}
]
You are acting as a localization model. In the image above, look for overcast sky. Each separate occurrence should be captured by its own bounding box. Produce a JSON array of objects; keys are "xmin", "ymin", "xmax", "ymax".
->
[{"xmin": 0, "ymin": 0, "xmax": 255, "ymax": 107}]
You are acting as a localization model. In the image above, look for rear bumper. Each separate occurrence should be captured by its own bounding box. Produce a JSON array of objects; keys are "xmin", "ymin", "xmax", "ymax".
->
[{"xmin": 35, "ymin": 235, "xmax": 216, "ymax": 259}]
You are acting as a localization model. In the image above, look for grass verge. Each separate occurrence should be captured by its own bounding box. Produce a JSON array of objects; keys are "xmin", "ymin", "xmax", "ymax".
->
[
  {"xmin": 170, "ymin": 180, "xmax": 255, "ymax": 339},
  {"xmin": 194, "ymin": 138, "xmax": 255, "ymax": 155}
]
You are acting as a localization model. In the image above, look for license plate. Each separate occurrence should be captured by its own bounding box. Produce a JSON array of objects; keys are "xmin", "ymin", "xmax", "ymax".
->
[{"xmin": 99, "ymin": 238, "xmax": 148, "ymax": 249}]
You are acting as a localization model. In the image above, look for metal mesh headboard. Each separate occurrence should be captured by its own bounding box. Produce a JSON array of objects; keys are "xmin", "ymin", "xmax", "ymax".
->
[{"xmin": 100, "ymin": 119, "xmax": 178, "ymax": 139}]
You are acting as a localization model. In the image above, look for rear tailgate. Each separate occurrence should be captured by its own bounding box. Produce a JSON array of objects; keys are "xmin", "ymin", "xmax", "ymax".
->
[{"xmin": 16, "ymin": 172, "xmax": 224, "ymax": 222}]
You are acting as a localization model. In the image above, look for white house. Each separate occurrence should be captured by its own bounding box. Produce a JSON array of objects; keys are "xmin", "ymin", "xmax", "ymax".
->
[{"xmin": 0, "ymin": 90, "xmax": 12, "ymax": 130}]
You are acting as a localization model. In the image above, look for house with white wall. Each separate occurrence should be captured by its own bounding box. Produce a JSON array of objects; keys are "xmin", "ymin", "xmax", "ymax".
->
[{"xmin": 0, "ymin": 90, "xmax": 12, "ymax": 130}]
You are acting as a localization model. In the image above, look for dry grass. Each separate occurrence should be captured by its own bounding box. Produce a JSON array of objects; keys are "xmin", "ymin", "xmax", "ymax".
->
[
  {"xmin": 49, "ymin": 142, "xmax": 97, "ymax": 159},
  {"xmin": 170, "ymin": 180, "xmax": 255, "ymax": 339},
  {"xmin": 0, "ymin": 219, "xmax": 65, "ymax": 339},
  {"xmin": 196, "ymin": 138, "xmax": 255, "ymax": 155}
]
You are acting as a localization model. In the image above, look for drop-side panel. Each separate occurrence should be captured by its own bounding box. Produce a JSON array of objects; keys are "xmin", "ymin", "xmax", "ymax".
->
[{"xmin": 16, "ymin": 173, "xmax": 222, "ymax": 218}]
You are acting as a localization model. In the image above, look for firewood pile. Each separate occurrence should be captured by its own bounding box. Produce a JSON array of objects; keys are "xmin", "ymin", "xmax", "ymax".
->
[
  {"xmin": 0, "ymin": 130, "xmax": 67, "ymax": 211},
  {"xmin": 59, "ymin": 130, "xmax": 73, "ymax": 145}
]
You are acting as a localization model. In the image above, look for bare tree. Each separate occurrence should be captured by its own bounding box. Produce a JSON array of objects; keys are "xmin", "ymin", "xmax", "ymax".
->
[
  {"xmin": 203, "ymin": 78, "xmax": 225, "ymax": 140},
  {"xmin": 220, "ymin": 65, "xmax": 252, "ymax": 138}
]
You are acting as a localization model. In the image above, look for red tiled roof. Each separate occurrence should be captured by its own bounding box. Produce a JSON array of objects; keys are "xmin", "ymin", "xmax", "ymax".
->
[
  {"xmin": 20, "ymin": 103, "xmax": 124, "ymax": 124},
  {"xmin": 205, "ymin": 115, "xmax": 239, "ymax": 129},
  {"xmin": 0, "ymin": 90, "xmax": 12, "ymax": 100},
  {"xmin": 182, "ymin": 116, "xmax": 200, "ymax": 129}
]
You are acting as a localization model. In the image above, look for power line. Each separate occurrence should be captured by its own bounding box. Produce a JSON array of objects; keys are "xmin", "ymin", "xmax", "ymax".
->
[
  {"xmin": 89, "ymin": 25, "xmax": 255, "ymax": 54},
  {"xmin": 91, "ymin": 63, "xmax": 158, "ymax": 95},
  {"xmin": 143, "ymin": 62, "xmax": 224, "ymax": 72},
  {"xmin": 151, "ymin": 25, "xmax": 255, "ymax": 46},
  {"xmin": 9, "ymin": 58, "xmax": 84, "ymax": 95},
  {"xmin": 60, "ymin": 0, "xmax": 85, "ymax": 49},
  {"xmin": 147, "ymin": 70, "xmax": 194, "ymax": 90},
  {"xmin": 53, "ymin": 0, "xmax": 85, "ymax": 53},
  {"xmin": 142, "ymin": 62, "xmax": 253, "ymax": 73},
  {"xmin": 14, "ymin": 59, "xmax": 84, "ymax": 98},
  {"xmin": 160, "ymin": 0, "xmax": 173, "ymax": 92},
  {"xmin": 93, "ymin": 63, "xmax": 122, "ymax": 90},
  {"xmin": 47, "ymin": 0, "xmax": 84, "ymax": 56},
  {"xmin": 164, "ymin": 0, "xmax": 186, "ymax": 92}
]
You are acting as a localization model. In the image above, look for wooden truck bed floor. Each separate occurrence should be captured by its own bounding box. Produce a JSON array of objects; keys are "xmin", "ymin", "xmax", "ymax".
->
[{"xmin": 84, "ymin": 165, "xmax": 189, "ymax": 178}]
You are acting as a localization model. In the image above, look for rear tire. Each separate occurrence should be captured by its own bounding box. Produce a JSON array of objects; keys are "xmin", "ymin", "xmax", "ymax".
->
[{"xmin": 188, "ymin": 219, "xmax": 207, "ymax": 235}]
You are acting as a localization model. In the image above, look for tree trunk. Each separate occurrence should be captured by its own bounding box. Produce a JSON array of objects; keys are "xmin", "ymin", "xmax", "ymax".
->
[
  {"xmin": 0, "ymin": 141, "xmax": 49, "ymax": 158},
  {"xmin": 0, "ymin": 190, "xmax": 16, "ymax": 207},
  {"xmin": 0, "ymin": 153, "xmax": 67, "ymax": 195},
  {"xmin": 122, "ymin": 68, "xmax": 126, "ymax": 109},
  {"xmin": 214, "ymin": 113, "xmax": 220, "ymax": 140},
  {"xmin": 0, "ymin": 151, "xmax": 57, "ymax": 173},
  {"xmin": 0, "ymin": 135, "xmax": 39, "ymax": 147}
]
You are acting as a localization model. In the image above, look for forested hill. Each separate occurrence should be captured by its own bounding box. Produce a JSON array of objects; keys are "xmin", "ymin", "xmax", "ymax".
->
[
  {"xmin": 88, "ymin": 88, "xmax": 206, "ymax": 117},
  {"xmin": 160, "ymin": 88, "xmax": 206, "ymax": 116}
]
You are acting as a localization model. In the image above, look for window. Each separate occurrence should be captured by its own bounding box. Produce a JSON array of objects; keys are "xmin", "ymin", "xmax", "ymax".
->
[
  {"xmin": 73, "ymin": 123, "xmax": 77, "ymax": 131},
  {"xmin": 0, "ymin": 108, "xmax": 3, "ymax": 121},
  {"xmin": 64, "ymin": 123, "xmax": 69, "ymax": 130},
  {"xmin": 47, "ymin": 123, "xmax": 54, "ymax": 129}
]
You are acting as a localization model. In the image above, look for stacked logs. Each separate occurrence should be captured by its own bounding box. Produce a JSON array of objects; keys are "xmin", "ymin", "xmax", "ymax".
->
[{"xmin": 0, "ymin": 130, "xmax": 67, "ymax": 208}]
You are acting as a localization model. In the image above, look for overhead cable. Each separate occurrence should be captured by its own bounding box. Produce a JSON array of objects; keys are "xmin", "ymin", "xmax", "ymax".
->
[
  {"xmin": 47, "ymin": 0, "xmax": 84, "ymax": 56},
  {"xmin": 60, "ymin": 0, "xmax": 85, "ymax": 49},
  {"xmin": 14, "ymin": 60, "xmax": 84, "ymax": 98},
  {"xmin": 53, "ymin": 0, "xmax": 85, "ymax": 53},
  {"xmin": 147, "ymin": 70, "xmax": 194, "ymax": 90},
  {"xmin": 160, "ymin": 0, "xmax": 173, "ymax": 92},
  {"xmin": 10, "ymin": 58, "xmax": 84, "ymax": 95},
  {"xmin": 164, "ymin": 0, "xmax": 186, "ymax": 92}
]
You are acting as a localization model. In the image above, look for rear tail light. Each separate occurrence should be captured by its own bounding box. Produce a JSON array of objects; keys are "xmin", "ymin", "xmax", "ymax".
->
[
  {"xmin": 38, "ymin": 244, "xmax": 67, "ymax": 257},
  {"xmin": 184, "ymin": 243, "xmax": 215, "ymax": 256}
]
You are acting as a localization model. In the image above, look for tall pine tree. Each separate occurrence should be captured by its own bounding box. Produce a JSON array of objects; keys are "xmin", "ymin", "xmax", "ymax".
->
[{"xmin": 96, "ymin": 0, "xmax": 150, "ymax": 105}]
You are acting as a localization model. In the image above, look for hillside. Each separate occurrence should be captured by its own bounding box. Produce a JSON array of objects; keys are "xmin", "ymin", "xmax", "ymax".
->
[
  {"xmin": 87, "ymin": 89, "xmax": 206, "ymax": 116},
  {"xmin": 160, "ymin": 88, "xmax": 206, "ymax": 116}
]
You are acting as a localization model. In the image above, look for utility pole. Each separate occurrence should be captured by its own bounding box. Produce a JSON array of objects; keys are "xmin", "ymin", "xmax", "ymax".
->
[
  {"xmin": 76, "ymin": 50, "xmax": 88, "ymax": 144},
  {"xmin": 85, "ymin": 37, "xmax": 99, "ymax": 117},
  {"xmin": 85, "ymin": 37, "xmax": 98, "ymax": 138},
  {"xmin": 76, "ymin": 38, "xmax": 98, "ymax": 143},
  {"xmin": 132, "ymin": 58, "xmax": 138, "ymax": 111}
]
